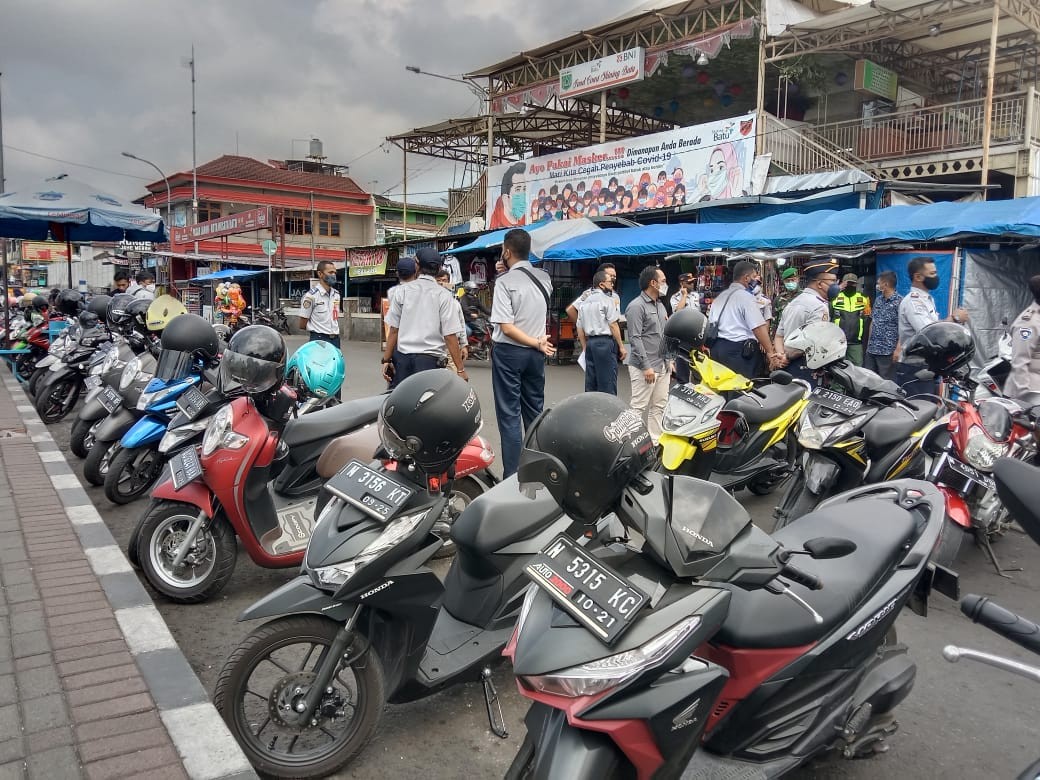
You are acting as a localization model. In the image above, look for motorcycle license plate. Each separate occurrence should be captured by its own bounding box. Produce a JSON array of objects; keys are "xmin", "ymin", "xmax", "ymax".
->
[
  {"xmin": 170, "ymin": 446, "xmax": 203, "ymax": 491},
  {"xmin": 98, "ymin": 386, "xmax": 122, "ymax": 413},
  {"xmin": 176, "ymin": 386, "xmax": 208, "ymax": 420},
  {"xmin": 946, "ymin": 457, "xmax": 996, "ymax": 491},
  {"xmin": 811, "ymin": 386, "xmax": 864, "ymax": 416},
  {"xmin": 669, "ymin": 383, "xmax": 712, "ymax": 409},
  {"xmin": 326, "ymin": 460, "xmax": 414, "ymax": 521},
  {"xmin": 525, "ymin": 534, "xmax": 648, "ymax": 646},
  {"xmin": 85, "ymin": 375, "xmax": 102, "ymax": 390}
]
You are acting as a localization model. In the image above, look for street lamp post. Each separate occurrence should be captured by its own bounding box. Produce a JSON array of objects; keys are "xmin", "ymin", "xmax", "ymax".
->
[
  {"xmin": 404, "ymin": 66, "xmax": 488, "ymax": 107},
  {"xmin": 121, "ymin": 152, "xmax": 172, "ymax": 231}
]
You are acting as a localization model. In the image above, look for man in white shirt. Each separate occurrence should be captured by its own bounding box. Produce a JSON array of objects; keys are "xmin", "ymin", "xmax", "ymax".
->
[
  {"xmin": 708, "ymin": 260, "xmax": 779, "ymax": 379},
  {"xmin": 299, "ymin": 260, "xmax": 342, "ymax": 347},
  {"xmin": 566, "ymin": 263, "xmax": 620, "ymax": 323}
]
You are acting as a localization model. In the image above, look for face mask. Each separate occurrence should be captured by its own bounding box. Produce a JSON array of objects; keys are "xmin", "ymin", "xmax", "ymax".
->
[
  {"xmin": 323, "ymin": 274, "xmax": 337, "ymax": 286},
  {"xmin": 658, "ymin": 282, "xmax": 669, "ymax": 297},
  {"xmin": 144, "ymin": 284, "xmax": 156, "ymax": 293},
  {"xmin": 784, "ymin": 280, "xmax": 799, "ymax": 292},
  {"xmin": 845, "ymin": 284, "xmax": 857, "ymax": 294},
  {"xmin": 826, "ymin": 283, "xmax": 841, "ymax": 300},
  {"xmin": 708, "ymin": 168, "xmax": 729, "ymax": 197},
  {"xmin": 923, "ymin": 275, "xmax": 940, "ymax": 291},
  {"xmin": 510, "ymin": 192, "xmax": 526, "ymax": 220},
  {"xmin": 748, "ymin": 281, "xmax": 761, "ymax": 295}
]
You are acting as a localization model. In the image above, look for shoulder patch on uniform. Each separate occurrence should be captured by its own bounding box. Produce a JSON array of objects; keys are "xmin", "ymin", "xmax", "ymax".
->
[
  {"xmin": 1021, "ymin": 328, "xmax": 1032, "ymax": 340},
  {"xmin": 302, "ymin": 298, "xmax": 312, "ymax": 309},
  {"xmin": 909, "ymin": 290, "xmax": 920, "ymax": 298}
]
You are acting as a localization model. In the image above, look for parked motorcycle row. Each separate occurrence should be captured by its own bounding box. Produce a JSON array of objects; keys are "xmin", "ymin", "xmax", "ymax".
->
[{"xmin": 10, "ymin": 291, "xmax": 1040, "ymax": 779}]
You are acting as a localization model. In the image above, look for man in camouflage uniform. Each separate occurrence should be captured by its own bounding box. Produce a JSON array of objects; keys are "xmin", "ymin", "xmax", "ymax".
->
[{"xmin": 771, "ymin": 267, "xmax": 800, "ymax": 336}]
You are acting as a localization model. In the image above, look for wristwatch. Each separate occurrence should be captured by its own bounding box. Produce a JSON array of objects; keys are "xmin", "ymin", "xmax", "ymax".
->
[{"xmin": 381, "ymin": 357, "xmax": 393, "ymax": 364}]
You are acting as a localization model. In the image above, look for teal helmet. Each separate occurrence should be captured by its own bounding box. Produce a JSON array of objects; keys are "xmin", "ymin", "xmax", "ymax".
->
[{"xmin": 286, "ymin": 341, "xmax": 345, "ymax": 398}]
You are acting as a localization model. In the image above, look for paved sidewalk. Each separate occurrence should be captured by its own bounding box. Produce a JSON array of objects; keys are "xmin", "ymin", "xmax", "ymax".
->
[{"xmin": 0, "ymin": 373, "xmax": 255, "ymax": 780}]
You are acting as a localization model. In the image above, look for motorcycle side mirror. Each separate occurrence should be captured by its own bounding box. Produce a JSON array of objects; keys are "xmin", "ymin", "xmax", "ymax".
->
[
  {"xmin": 803, "ymin": 537, "xmax": 857, "ymax": 559},
  {"xmin": 769, "ymin": 370, "xmax": 793, "ymax": 385}
]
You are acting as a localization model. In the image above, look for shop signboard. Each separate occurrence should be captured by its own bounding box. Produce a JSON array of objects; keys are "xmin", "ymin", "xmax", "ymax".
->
[
  {"xmin": 172, "ymin": 206, "xmax": 270, "ymax": 244},
  {"xmin": 348, "ymin": 247, "xmax": 389, "ymax": 278},
  {"xmin": 854, "ymin": 59, "xmax": 898, "ymax": 101},
  {"xmin": 559, "ymin": 47, "xmax": 645, "ymax": 100},
  {"xmin": 21, "ymin": 242, "xmax": 69, "ymax": 263},
  {"xmin": 486, "ymin": 113, "xmax": 758, "ymax": 229}
]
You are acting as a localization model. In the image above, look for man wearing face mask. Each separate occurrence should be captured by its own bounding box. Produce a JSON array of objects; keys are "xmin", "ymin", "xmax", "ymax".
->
[
  {"xmin": 896, "ymin": 256, "xmax": 969, "ymax": 395},
  {"xmin": 831, "ymin": 273, "xmax": 872, "ymax": 366},
  {"xmin": 864, "ymin": 270, "xmax": 902, "ymax": 379},
  {"xmin": 126, "ymin": 270, "xmax": 156, "ymax": 301},
  {"xmin": 708, "ymin": 261, "xmax": 780, "ymax": 380},
  {"xmin": 775, "ymin": 259, "xmax": 841, "ymax": 384},
  {"xmin": 771, "ymin": 267, "xmax": 800, "ymax": 336},
  {"xmin": 299, "ymin": 259, "xmax": 342, "ymax": 349}
]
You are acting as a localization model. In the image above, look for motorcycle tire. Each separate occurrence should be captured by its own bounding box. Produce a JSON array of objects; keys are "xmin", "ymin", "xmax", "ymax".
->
[
  {"xmin": 27, "ymin": 368, "xmax": 45, "ymax": 399},
  {"xmin": 136, "ymin": 501, "xmax": 237, "ymax": 603},
  {"xmin": 434, "ymin": 475, "xmax": 488, "ymax": 559},
  {"xmin": 83, "ymin": 440, "xmax": 116, "ymax": 486},
  {"xmin": 104, "ymin": 445, "xmax": 166, "ymax": 505},
  {"xmin": 15, "ymin": 353, "xmax": 37, "ymax": 382},
  {"xmin": 35, "ymin": 377, "xmax": 80, "ymax": 423},
  {"xmin": 69, "ymin": 417, "xmax": 97, "ymax": 459},
  {"xmin": 747, "ymin": 472, "xmax": 783, "ymax": 496},
  {"xmin": 771, "ymin": 479, "xmax": 820, "ymax": 532},
  {"xmin": 932, "ymin": 518, "xmax": 965, "ymax": 570},
  {"xmin": 504, "ymin": 735, "xmax": 536, "ymax": 780},
  {"xmin": 214, "ymin": 615, "xmax": 385, "ymax": 778}
]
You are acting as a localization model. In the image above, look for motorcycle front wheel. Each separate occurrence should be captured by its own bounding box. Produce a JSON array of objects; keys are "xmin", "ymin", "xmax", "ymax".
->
[
  {"xmin": 69, "ymin": 417, "xmax": 98, "ymax": 459},
  {"xmin": 83, "ymin": 440, "xmax": 116, "ymax": 486},
  {"xmin": 214, "ymin": 615, "xmax": 385, "ymax": 779},
  {"xmin": 104, "ymin": 445, "xmax": 166, "ymax": 504},
  {"xmin": 35, "ymin": 377, "xmax": 80, "ymax": 423},
  {"xmin": 27, "ymin": 368, "xmax": 46, "ymax": 399},
  {"xmin": 136, "ymin": 501, "xmax": 237, "ymax": 603}
]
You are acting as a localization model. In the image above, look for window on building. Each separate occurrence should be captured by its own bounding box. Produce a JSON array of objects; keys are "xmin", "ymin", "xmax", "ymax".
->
[
  {"xmin": 284, "ymin": 209, "xmax": 312, "ymax": 235},
  {"xmin": 318, "ymin": 212, "xmax": 341, "ymax": 237},
  {"xmin": 197, "ymin": 201, "xmax": 222, "ymax": 222},
  {"xmin": 415, "ymin": 212, "xmax": 439, "ymax": 226},
  {"xmin": 382, "ymin": 209, "xmax": 403, "ymax": 222}
]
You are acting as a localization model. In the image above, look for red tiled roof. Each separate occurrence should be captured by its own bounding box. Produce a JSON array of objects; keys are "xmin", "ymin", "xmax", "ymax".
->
[{"xmin": 160, "ymin": 155, "xmax": 368, "ymax": 198}]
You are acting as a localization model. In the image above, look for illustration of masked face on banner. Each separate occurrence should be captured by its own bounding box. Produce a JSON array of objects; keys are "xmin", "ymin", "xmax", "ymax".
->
[
  {"xmin": 489, "ymin": 161, "xmax": 528, "ymax": 229},
  {"xmin": 698, "ymin": 142, "xmax": 745, "ymax": 201}
]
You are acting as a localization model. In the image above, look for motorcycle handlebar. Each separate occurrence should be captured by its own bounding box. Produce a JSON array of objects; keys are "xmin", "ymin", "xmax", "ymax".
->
[
  {"xmin": 961, "ymin": 594, "xmax": 1040, "ymax": 656},
  {"xmin": 781, "ymin": 563, "xmax": 822, "ymax": 591}
]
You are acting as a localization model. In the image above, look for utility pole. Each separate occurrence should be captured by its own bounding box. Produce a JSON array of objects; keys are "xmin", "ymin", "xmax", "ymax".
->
[
  {"xmin": 189, "ymin": 46, "xmax": 199, "ymax": 254},
  {"xmin": 0, "ymin": 72, "xmax": 9, "ymax": 340},
  {"xmin": 979, "ymin": 0, "xmax": 1000, "ymax": 198}
]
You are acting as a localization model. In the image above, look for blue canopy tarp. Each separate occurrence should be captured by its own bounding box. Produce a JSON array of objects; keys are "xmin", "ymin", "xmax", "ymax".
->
[
  {"xmin": 189, "ymin": 268, "xmax": 267, "ymax": 283},
  {"xmin": 446, "ymin": 218, "xmax": 600, "ymax": 260},
  {"xmin": 542, "ymin": 196, "xmax": 1040, "ymax": 259}
]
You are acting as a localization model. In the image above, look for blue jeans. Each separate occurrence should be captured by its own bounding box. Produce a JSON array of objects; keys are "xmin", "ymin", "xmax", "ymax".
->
[
  {"xmin": 389, "ymin": 350, "xmax": 442, "ymax": 389},
  {"xmin": 492, "ymin": 342, "xmax": 545, "ymax": 477},
  {"xmin": 584, "ymin": 336, "xmax": 618, "ymax": 395}
]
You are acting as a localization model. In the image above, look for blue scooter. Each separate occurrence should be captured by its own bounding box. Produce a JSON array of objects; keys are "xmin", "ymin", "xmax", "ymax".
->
[{"xmin": 102, "ymin": 363, "xmax": 208, "ymax": 505}]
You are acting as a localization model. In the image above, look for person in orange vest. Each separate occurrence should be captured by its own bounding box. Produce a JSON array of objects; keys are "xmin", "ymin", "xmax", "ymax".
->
[{"xmin": 831, "ymin": 273, "xmax": 872, "ymax": 365}]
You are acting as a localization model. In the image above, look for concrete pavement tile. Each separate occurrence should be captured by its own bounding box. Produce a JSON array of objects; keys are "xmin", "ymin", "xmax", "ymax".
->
[
  {"xmin": 0, "ymin": 675, "xmax": 14, "ymax": 707},
  {"xmin": 161, "ymin": 703, "xmax": 255, "ymax": 780},
  {"xmin": 21, "ymin": 693, "xmax": 68, "ymax": 733},
  {"xmin": 70, "ymin": 692, "xmax": 153, "ymax": 723},
  {"xmin": 0, "ymin": 739, "xmax": 23, "ymax": 767},
  {"xmin": 16, "ymin": 665, "xmax": 61, "ymax": 698},
  {"xmin": 135, "ymin": 650, "xmax": 208, "ymax": 710},
  {"xmin": 66, "ymin": 676, "xmax": 146, "ymax": 708},
  {"xmin": 0, "ymin": 705, "xmax": 18, "ymax": 741},
  {"xmin": 61, "ymin": 664, "xmax": 138, "ymax": 692},
  {"xmin": 11, "ymin": 631, "xmax": 49, "ymax": 660},
  {"xmin": 9, "ymin": 611, "xmax": 43, "ymax": 636},
  {"xmin": 78, "ymin": 725, "xmax": 169, "ymax": 763},
  {"xmin": 0, "ymin": 760, "xmax": 26, "ymax": 780},
  {"xmin": 83, "ymin": 745, "xmax": 180, "ymax": 780},
  {"xmin": 26, "ymin": 745, "xmax": 79, "ymax": 780},
  {"xmin": 74, "ymin": 709, "xmax": 163, "ymax": 742},
  {"xmin": 13, "ymin": 655, "xmax": 52, "ymax": 673},
  {"xmin": 97, "ymin": 573, "xmax": 150, "ymax": 610},
  {"xmin": 3, "ymin": 586, "xmax": 38, "ymax": 604},
  {"xmin": 25, "ymin": 726, "xmax": 72, "ymax": 754}
]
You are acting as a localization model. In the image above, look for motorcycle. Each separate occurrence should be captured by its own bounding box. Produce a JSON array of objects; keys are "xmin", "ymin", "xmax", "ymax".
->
[
  {"xmin": 33, "ymin": 314, "xmax": 112, "ymax": 423},
  {"xmin": 26, "ymin": 318, "xmax": 74, "ymax": 400},
  {"xmin": 253, "ymin": 307, "xmax": 291, "ymax": 335},
  {"xmin": 659, "ymin": 350, "xmax": 809, "ymax": 495},
  {"xmin": 973, "ymin": 317, "xmax": 1013, "ymax": 400},
  {"xmin": 504, "ymin": 468, "xmax": 955, "ymax": 778},
  {"xmin": 942, "ymin": 457, "xmax": 1040, "ymax": 780},
  {"xmin": 773, "ymin": 360, "xmax": 944, "ymax": 529},
  {"xmin": 921, "ymin": 365, "xmax": 1037, "ymax": 574},
  {"xmin": 467, "ymin": 316, "xmax": 493, "ymax": 361},
  {"xmin": 8, "ymin": 315, "xmax": 49, "ymax": 382}
]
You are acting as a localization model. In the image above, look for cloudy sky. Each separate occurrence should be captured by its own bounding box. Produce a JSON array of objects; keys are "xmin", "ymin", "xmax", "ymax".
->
[{"xmin": 0, "ymin": 0, "xmax": 636, "ymax": 206}]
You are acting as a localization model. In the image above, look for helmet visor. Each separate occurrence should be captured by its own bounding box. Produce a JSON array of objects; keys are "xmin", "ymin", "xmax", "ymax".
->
[
  {"xmin": 378, "ymin": 402, "xmax": 419, "ymax": 461},
  {"xmin": 218, "ymin": 350, "xmax": 282, "ymax": 394},
  {"xmin": 155, "ymin": 349, "xmax": 197, "ymax": 382}
]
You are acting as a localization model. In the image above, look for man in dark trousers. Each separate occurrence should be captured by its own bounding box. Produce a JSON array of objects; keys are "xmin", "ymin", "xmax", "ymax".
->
[
  {"xmin": 490, "ymin": 229, "xmax": 555, "ymax": 477},
  {"xmin": 576, "ymin": 269, "xmax": 626, "ymax": 394},
  {"xmin": 707, "ymin": 260, "xmax": 780, "ymax": 379}
]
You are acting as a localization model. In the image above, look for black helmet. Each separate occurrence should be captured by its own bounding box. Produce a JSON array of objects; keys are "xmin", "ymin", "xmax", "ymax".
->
[
  {"xmin": 663, "ymin": 307, "xmax": 708, "ymax": 364},
  {"xmin": 212, "ymin": 323, "xmax": 232, "ymax": 352},
  {"xmin": 107, "ymin": 294, "xmax": 136, "ymax": 330},
  {"xmin": 55, "ymin": 289, "xmax": 83, "ymax": 317},
  {"xmin": 78, "ymin": 310, "xmax": 100, "ymax": 328},
  {"xmin": 160, "ymin": 313, "xmax": 221, "ymax": 361},
  {"xmin": 218, "ymin": 325, "xmax": 286, "ymax": 395},
  {"xmin": 31, "ymin": 296, "xmax": 49, "ymax": 313},
  {"xmin": 903, "ymin": 322, "xmax": 975, "ymax": 376},
  {"xmin": 518, "ymin": 393, "xmax": 656, "ymax": 523},
  {"xmin": 87, "ymin": 294, "xmax": 112, "ymax": 320},
  {"xmin": 125, "ymin": 299, "xmax": 152, "ymax": 333},
  {"xmin": 379, "ymin": 370, "xmax": 482, "ymax": 475}
]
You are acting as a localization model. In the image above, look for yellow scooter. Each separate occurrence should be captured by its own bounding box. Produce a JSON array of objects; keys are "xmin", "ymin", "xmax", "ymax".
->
[{"xmin": 659, "ymin": 349, "xmax": 810, "ymax": 494}]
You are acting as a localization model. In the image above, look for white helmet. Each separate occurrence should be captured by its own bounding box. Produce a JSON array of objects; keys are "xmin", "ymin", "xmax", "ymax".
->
[{"xmin": 785, "ymin": 321, "xmax": 847, "ymax": 369}]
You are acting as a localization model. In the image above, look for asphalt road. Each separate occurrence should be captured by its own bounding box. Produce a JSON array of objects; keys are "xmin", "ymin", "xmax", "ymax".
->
[{"xmin": 43, "ymin": 337, "xmax": 1040, "ymax": 780}]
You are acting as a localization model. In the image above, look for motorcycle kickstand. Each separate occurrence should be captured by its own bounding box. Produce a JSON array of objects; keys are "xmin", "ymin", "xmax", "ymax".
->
[
  {"xmin": 976, "ymin": 529, "xmax": 1022, "ymax": 579},
  {"xmin": 480, "ymin": 667, "xmax": 509, "ymax": 739}
]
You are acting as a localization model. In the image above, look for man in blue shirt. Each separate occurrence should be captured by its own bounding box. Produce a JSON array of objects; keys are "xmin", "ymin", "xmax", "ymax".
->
[{"xmin": 864, "ymin": 270, "xmax": 902, "ymax": 380}]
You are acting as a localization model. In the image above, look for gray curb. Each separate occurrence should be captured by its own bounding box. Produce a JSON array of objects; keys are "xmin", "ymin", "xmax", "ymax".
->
[{"xmin": 4, "ymin": 376, "xmax": 257, "ymax": 780}]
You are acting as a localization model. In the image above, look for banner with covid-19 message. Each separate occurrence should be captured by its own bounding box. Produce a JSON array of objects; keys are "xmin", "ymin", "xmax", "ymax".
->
[{"xmin": 486, "ymin": 113, "xmax": 757, "ymax": 230}]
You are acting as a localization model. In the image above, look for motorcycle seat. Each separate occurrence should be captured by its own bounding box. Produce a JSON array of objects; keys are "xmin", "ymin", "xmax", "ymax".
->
[
  {"xmin": 451, "ymin": 476, "xmax": 562, "ymax": 555},
  {"xmin": 714, "ymin": 499, "xmax": 917, "ymax": 649},
  {"xmin": 723, "ymin": 382, "xmax": 805, "ymax": 425},
  {"xmin": 281, "ymin": 395, "xmax": 384, "ymax": 449},
  {"xmin": 863, "ymin": 400, "xmax": 939, "ymax": 453}
]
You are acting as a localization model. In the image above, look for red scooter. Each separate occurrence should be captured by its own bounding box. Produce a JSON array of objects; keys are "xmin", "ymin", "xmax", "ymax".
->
[
  {"xmin": 134, "ymin": 387, "xmax": 496, "ymax": 603},
  {"xmin": 467, "ymin": 316, "xmax": 493, "ymax": 361}
]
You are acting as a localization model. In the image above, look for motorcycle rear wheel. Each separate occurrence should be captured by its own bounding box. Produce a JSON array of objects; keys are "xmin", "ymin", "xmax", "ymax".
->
[
  {"xmin": 83, "ymin": 440, "xmax": 116, "ymax": 486},
  {"xmin": 27, "ymin": 368, "xmax": 45, "ymax": 399},
  {"xmin": 136, "ymin": 501, "xmax": 237, "ymax": 603},
  {"xmin": 104, "ymin": 445, "xmax": 166, "ymax": 504},
  {"xmin": 35, "ymin": 377, "xmax": 80, "ymax": 423},
  {"xmin": 214, "ymin": 615, "xmax": 385, "ymax": 778}
]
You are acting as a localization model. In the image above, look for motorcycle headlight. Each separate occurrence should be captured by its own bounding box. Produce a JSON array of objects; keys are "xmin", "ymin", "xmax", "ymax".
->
[
  {"xmin": 99, "ymin": 348, "xmax": 121, "ymax": 376},
  {"xmin": 310, "ymin": 508, "xmax": 431, "ymax": 589},
  {"xmin": 963, "ymin": 426, "xmax": 1008, "ymax": 472},
  {"xmin": 797, "ymin": 411, "xmax": 870, "ymax": 450},
  {"xmin": 519, "ymin": 616, "xmax": 702, "ymax": 698},
  {"xmin": 662, "ymin": 395, "xmax": 719, "ymax": 433},
  {"xmin": 201, "ymin": 404, "xmax": 248, "ymax": 456},
  {"xmin": 119, "ymin": 357, "xmax": 142, "ymax": 391},
  {"xmin": 159, "ymin": 418, "xmax": 210, "ymax": 454}
]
